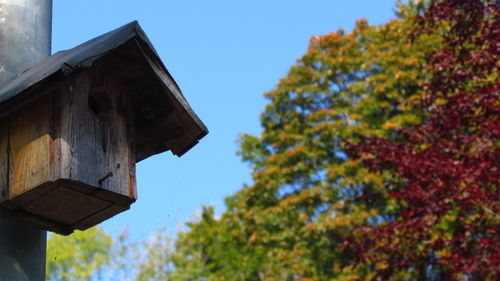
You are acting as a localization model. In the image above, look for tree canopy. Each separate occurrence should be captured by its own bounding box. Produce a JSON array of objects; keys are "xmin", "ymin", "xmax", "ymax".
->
[
  {"xmin": 171, "ymin": 1, "xmax": 443, "ymax": 280},
  {"xmin": 47, "ymin": 227, "xmax": 111, "ymax": 281},
  {"xmin": 346, "ymin": 1, "xmax": 499, "ymax": 279},
  {"xmin": 47, "ymin": 1, "xmax": 498, "ymax": 280}
]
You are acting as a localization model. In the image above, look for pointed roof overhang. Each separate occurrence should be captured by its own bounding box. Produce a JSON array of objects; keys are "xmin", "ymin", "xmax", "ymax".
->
[{"xmin": 0, "ymin": 21, "xmax": 207, "ymax": 159}]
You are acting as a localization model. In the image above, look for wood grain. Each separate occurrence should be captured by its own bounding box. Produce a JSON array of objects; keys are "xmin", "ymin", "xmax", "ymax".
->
[
  {"xmin": 23, "ymin": 186, "xmax": 111, "ymax": 225},
  {"xmin": 0, "ymin": 59, "xmax": 139, "ymax": 234},
  {"xmin": 58, "ymin": 64, "xmax": 136, "ymax": 198},
  {"xmin": 8, "ymin": 96, "xmax": 52, "ymax": 198}
]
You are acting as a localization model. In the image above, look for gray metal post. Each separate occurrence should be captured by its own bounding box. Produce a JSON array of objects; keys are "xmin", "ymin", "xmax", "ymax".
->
[
  {"xmin": 0, "ymin": 0, "xmax": 52, "ymax": 85},
  {"xmin": 0, "ymin": 0, "xmax": 52, "ymax": 280}
]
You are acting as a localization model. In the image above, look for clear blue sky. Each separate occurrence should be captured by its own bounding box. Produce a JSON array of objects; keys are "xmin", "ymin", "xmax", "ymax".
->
[{"xmin": 52, "ymin": 0, "xmax": 397, "ymax": 240}]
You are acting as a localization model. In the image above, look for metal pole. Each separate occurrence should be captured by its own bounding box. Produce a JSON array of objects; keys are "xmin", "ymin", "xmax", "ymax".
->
[
  {"xmin": 0, "ymin": 0, "xmax": 52, "ymax": 280},
  {"xmin": 0, "ymin": 0, "xmax": 52, "ymax": 85}
]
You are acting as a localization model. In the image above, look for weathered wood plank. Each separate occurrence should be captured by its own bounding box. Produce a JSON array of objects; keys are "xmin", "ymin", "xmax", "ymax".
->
[
  {"xmin": 99, "ymin": 64, "xmax": 136, "ymax": 199},
  {"xmin": 51, "ymin": 80, "xmax": 74, "ymax": 181},
  {"xmin": 139, "ymin": 47, "xmax": 207, "ymax": 156},
  {"xmin": 8, "ymin": 96, "xmax": 52, "ymax": 199},
  {"xmin": 1, "ymin": 60, "xmax": 138, "ymax": 234},
  {"xmin": 74, "ymin": 203, "xmax": 129, "ymax": 231},
  {"xmin": 65, "ymin": 71, "xmax": 103, "ymax": 187},
  {"xmin": 23, "ymin": 186, "xmax": 111, "ymax": 225},
  {"xmin": 59, "ymin": 64, "xmax": 136, "ymax": 199}
]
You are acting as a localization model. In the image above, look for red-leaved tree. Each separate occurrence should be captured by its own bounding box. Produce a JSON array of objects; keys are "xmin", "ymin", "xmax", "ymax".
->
[{"xmin": 344, "ymin": 0, "xmax": 499, "ymax": 279}]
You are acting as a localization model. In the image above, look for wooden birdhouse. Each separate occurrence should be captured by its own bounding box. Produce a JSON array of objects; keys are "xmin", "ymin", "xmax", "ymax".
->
[{"xmin": 0, "ymin": 21, "xmax": 207, "ymax": 235}]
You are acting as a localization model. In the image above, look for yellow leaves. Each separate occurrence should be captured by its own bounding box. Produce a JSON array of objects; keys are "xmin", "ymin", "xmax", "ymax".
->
[
  {"xmin": 285, "ymin": 145, "xmax": 307, "ymax": 158},
  {"xmin": 249, "ymin": 233, "xmax": 258, "ymax": 243},
  {"xmin": 375, "ymin": 261, "xmax": 389, "ymax": 270},
  {"xmin": 355, "ymin": 17, "xmax": 369, "ymax": 29},
  {"xmin": 299, "ymin": 278, "xmax": 319, "ymax": 281},
  {"xmin": 310, "ymin": 108, "xmax": 336, "ymax": 120},
  {"xmin": 343, "ymin": 275, "xmax": 360, "ymax": 281},
  {"xmin": 473, "ymin": 105, "xmax": 485, "ymax": 117},
  {"xmin": 266, "ymin": 154, "xmax": 278, "ymax": 164},
  {"xmin": 177, "ymin": 3, "xmax": 446, "ymax": 279},
  {"xmin": 319, "ymin": 32, "xmax": 344, "ymax": 46},
  {"xmin": 253, "ymin": 166, "xmax": 279, "ymax": 181},
  {"xmin": 318, "ymin": 210, "xmax": 373, "ymax": 229},
  {"xmin": 281, "ymin": 194, "xmax": 301, "ymax": 206},
  {"xmin": 345, "ymin": 159, "xmax": 359, "ymax": 168},
  {"xmin": 464, "ymin": 212, "xmax": 480, "ymax": 225},
  {"xmin": 244, "ymin": 211, "xmax": 254, "ymax": 220},
  {"xmin": 304, "ymin": 222, "xmax": 319, "ymax": 233},
  {"xmin": 358, "ymin": 152, "xmax": 375, "ymax": 160},
  {"xmin": 348, "ymin": 113, "xmax": 362, "ymax": 121},
  {"xmin": 438, "ymin": 248, "xmax": 451, "ymax": 258},
  {"xmin": 382, "ymin": 121, "xmax": 400, "ymax": 130},
  {"xmin": 434, "ymin": 97, "xmax": 448, "ymax": 106},
  {"xmin": 382, "ymin": 114, "xmax": 423, "ymax": 133}
]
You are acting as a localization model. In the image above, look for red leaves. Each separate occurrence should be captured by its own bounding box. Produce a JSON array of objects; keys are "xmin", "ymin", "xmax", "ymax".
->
[{"xmin": 343, "ymin": 0, "xmax": 500, "ymax": 278}]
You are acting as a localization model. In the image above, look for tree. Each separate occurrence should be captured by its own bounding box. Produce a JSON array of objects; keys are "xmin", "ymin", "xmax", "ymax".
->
[
  {"xmin": 345, "ymin": 0, "xmax": 499, "ymax": 279},
  {"xmin": 171, "ymin": 1, "xmax": 444, "ymax": 280},
  {"xmin": 46, "ymin": 227, "xmax": 112, "ymax": 281},
  {"xmin": 133, "ymin": 228, "xmax": 175, "ymax": 281},
  {"xmin": 47, "ymin": 227, "xmax": 178, "ymax": 281}
]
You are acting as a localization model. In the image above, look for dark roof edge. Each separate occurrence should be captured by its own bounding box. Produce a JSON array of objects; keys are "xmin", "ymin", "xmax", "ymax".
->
[
  {"xmin": 0, "ymin": 21, "xmax": 208, "ymax": 157},
  {"xmin": 136, "ymin": 39, "xmax": 208, "ymax": 135},
  {"xmin": 0, "ymin": 21, "xmax": 183, "ymax": 105},
  {"xmin": 0, "ymin": 21, "xmax": 208, "ymax": 158}
]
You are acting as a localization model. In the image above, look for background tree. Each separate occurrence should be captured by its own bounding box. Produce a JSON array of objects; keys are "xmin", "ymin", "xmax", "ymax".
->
[
  {"xmin": 171, "ymin": 1, "xmax": 444, "ymax": 280},
  {"xmin": 345, "ymin": 0, "xmax": 499, "ymax": 280},
  {"xmin": 47, "ymin": 1, "xmax": 497, "ymax": 280},
  {"xmin": 47, "ymin": 227, "xmax": 112, "ymax": 281},
  {"xmin": 47, "ymin": 227, "xmax": 177, "ymax": 281},
  {"xmin": 133, "ymin": 228, "xmax": 175, "ymax": 281}
]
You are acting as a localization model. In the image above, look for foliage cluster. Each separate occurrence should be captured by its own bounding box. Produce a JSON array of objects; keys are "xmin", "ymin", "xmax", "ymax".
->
[
  {"xmin": 345, "ymin": 1, "xmax": 499, "ymax": 279},
  {"xmin": 47, "ymin": 1, "xmax": 498, "ymax": 280},
  {"xmin": 170, "ymin": 1, "xmax": 437, "ymax": 280}
]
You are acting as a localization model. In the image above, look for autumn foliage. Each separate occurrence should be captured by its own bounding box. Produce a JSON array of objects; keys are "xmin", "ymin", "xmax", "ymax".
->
[
  {"xmin": 345, "ymin": 0, "xmax": 499, "ymax": 279},
  {"xmin": 46, "ymin": 1, "xmax": 499, "ymax": 280},
  {"xmin": 172, "ymin": 1, "xmax": 442, "ymax": 280}
]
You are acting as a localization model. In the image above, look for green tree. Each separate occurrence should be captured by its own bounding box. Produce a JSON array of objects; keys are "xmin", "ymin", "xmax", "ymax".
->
[
  {"xmin": 47, "ymin": 226, "xmax": 180, "ymax": 281},
  {"xmin": 47, "ymin": 227, "xmax": 112, "ymax": 281},
  {"xmin": 133, "ymin": 228, "xmax": 174, "ymax": 281},
  {"xmin": 172, "ymin": 1, "xmax": 443, "ymax": 280}
]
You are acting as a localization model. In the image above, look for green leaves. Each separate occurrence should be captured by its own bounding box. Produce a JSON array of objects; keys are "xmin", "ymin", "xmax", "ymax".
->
[
  {"xmin": 172, "ymin": 2, "xmax": 441, "ymax": 280},
  {"xmin": 47, "ymin": 227, "xmax": 112, "ymax": 281},
  {"xmin": 46, "ymin": 1, "xmax": 486, "ymax": 279},
  {"xmin": 47, "ymin": 227, "xmax": 177, "ymax": 281}
]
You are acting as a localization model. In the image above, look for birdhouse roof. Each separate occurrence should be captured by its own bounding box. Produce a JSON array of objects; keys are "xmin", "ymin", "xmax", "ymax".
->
[{"xmin": 0, "ymin": 21, "xmax": 207, "ymax": 159}]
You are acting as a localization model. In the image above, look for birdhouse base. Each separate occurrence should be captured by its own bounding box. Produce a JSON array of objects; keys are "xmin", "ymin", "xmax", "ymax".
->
[{"xmin": 0, "ymin": 179, "xmax": 134, "ymax": 235}]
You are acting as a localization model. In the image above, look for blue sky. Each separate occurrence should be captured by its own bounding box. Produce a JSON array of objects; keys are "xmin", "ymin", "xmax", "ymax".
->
[{"xmin": 52, "ymin": 0, "xmax": 397, "ymax": 240}]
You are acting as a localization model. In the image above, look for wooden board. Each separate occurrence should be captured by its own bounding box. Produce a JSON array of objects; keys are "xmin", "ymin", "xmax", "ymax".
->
[
  {"xmin": 57, "ymin": 63, "xmax": 136, "ymax": 199},
  {"xmin": 7, "ymin": 95, "xmax": 52, "ymax": 199},
  {"xmin": 23, "ymin": 186, "xmax": 111, "ymax": 225},
  {"xmin": 2, "ymin": 179, "xmax": 134, "ymax": 235},
  {"xmin": 0, "ymin": 62, "xmax": 138, "ymax": 234}
]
